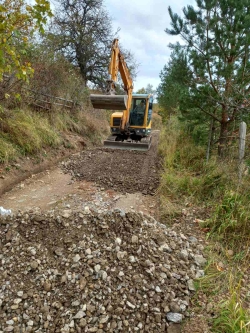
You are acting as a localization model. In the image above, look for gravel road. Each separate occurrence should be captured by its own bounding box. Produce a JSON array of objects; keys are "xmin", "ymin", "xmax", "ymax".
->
[
  {"xmin": 0, "ymin": 130, "xmax": 210, "ymax": 333},
  {"xmin": 61, "ymin": 131, "xmax": 160, "ymax": 196}
]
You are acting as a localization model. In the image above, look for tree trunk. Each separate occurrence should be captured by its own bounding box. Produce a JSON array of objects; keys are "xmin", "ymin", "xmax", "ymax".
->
[
  {"xmin": 206, "ymin": 117, "xmax": 215, "ymax": 162},
  {"xmin": 218, "ymin": 105, "xmax": 230, "ymax": 157},
  {"xmin": 218, "ymin": 119, "xmax": 228, "ymax": 158}
]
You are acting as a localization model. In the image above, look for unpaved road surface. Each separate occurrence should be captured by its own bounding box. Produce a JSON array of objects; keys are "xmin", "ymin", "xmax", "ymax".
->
[
  {"xmin": 1, "ymin": 131, "xmax": 160, "ymax": 216},
  {"xmin": 0, "ymin": 130, "xmax": 210, "ymax": 333},
  {"xmin": 62, "ymin": 131, "xmax": 160, "ymax": 196}
]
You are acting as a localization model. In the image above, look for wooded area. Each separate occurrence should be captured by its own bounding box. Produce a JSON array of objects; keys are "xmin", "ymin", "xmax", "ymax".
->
[
  {"xmin": 0, "ymin": 0, "xmax": 138, "ymax": 106},
  {"xmin": 157, "ymin": 0, "xmax": 250, "ymax": 159}
]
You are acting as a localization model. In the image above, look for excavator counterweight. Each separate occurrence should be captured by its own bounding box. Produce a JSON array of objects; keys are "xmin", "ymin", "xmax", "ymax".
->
[{"xmin": 90, "ymin": 94, "xmax": 127, "ymax": 110}]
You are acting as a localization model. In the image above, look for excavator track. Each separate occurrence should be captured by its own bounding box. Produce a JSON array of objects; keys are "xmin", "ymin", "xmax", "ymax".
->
[{"xmin": 103, "ymin": 135, "xmax": 152, "ymax": 151}]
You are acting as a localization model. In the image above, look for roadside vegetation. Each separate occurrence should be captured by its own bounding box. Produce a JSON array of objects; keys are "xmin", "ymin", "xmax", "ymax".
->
[
  {"xmin": 0, "ymin": 46, "xmax": 110, "ymax": 164},
  {"xmin": 159, "ymin": 117, "xmax": 250, "ymax": 332},
  {"xmin": 157, "ymin": 1, "xmax": 250, "ymax": 331},
  {"xmin": 2, "ymin": 0, "xmax": 250, "ymax": 330},
  {"xmin": 0, "ymin": 106, "xmax": 109, "ymax": 164}
]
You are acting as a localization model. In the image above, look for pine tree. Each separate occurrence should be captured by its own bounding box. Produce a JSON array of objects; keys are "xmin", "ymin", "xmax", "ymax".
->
[
  {"xmin": 166, "ymin": 0, "xmax": 250, "ymax": 157},
  {"xmin": 157, "ymin": 44, "xmax": 191, "ymax": 119}
]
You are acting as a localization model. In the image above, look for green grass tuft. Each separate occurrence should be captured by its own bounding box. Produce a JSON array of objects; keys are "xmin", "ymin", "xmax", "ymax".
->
[
  {"xmin": 0, "ymin": 135, "xmax": 17, "ymax": 163},
  {"xmin": 213, "ymin": 287, "xmax": 250, "ymax": 333}
]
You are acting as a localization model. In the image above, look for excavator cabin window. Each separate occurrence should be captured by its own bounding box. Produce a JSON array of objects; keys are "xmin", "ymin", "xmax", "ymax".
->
[{"xmin": 129, "ymin": 99, "xmax": 146, "ymax": 126}]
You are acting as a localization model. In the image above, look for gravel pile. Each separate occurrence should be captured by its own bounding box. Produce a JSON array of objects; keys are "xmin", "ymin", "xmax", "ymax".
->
[
  {"xmin": 61, "ymin": 132, "xmax": 160, "ymax": 196},
  {"xmin": 0, "ymin": 209, "xmax": 206, "ymax": 332}
]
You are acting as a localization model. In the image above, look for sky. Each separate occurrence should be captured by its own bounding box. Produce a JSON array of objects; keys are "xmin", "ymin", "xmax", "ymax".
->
[{"xmin": 104, "ymin": 0, "xmax": 195, "ymax": 92}]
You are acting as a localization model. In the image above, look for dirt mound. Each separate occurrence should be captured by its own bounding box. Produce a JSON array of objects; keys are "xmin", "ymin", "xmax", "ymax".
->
[
  {"xmin": 0, "ymin": 209, "xmax": 206, "ymax": 332},
  {"xmin": 61, "ymin": 131, "xmax": 160, "ymax": 195}
]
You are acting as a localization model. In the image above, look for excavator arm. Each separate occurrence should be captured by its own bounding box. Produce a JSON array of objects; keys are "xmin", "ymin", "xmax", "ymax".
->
[{"xmin": 90, "ymin": 39, "xmax": 133, "ymax": 133}]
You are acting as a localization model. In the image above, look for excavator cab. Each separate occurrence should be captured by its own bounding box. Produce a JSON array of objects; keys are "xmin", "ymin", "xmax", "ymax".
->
[{"xmin": 129, "ymin": 98, "xmax": 146, "ymax": 126}]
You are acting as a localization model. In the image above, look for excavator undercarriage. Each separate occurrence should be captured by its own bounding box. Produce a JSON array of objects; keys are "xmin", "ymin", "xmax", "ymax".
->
[{"xmin": 103, "ymin": 135, "xmax": 152, "ymax": 151}]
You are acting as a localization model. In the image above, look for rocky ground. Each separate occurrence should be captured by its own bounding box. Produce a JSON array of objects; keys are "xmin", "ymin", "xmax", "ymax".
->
[
  {"xmin": 61, "ymin": 131, "xmax": 160, "ymax": 196},
  {"xmin": 0, "ymin": 131, "xmax": 212, "ymax": 332},
  {"xmin": 0, "ymin": 208, "xmax": 207, "ymax": 333}
]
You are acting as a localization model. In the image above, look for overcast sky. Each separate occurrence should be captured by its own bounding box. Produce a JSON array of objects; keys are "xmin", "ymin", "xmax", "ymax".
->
[{"xmin": 104, "ymin": 0, "xmax": 195, "ymax": 92}]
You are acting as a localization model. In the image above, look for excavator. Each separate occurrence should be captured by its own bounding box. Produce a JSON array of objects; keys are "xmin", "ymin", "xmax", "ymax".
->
[{"xmin": 90, "ymin": 39, "xmax": 153, "ymax": 151}]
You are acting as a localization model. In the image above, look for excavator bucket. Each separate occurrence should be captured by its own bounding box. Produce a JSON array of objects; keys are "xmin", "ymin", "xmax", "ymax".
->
[{"xmin": 90, "ymin": 94, "xmax": 128, "ymax": 110}]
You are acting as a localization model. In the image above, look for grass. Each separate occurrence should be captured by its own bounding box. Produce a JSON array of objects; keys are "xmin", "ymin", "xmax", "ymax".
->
[
  {"xmin": 199, "ymin": 263, "xmax": 250, "ymax": 333},
  {"xmin": 206, "ymin": 191, "xmax": 250, "ymax": 243},
  {"xmin": 213, "ymin": 291, "xmax": 250, "ymax": 333},
  {"xmin": 158, "ymin": 118, "xmax": 231, "ymax": 209},
  {"xmin": 0, "ymin": 134, "xmax": 17, "ymax": 163},
  {"xmin": 194, "ymin": 253, "xmax": 250, "ymax": 333},
  {"xmin": 159, "ymin": 116, "xmax": 250, "ymax": 332},
  {"xmin": 4, "ymin": 110, "xmax": 61, "ymax": 154},
  {"xmin": 159, "ymin": 116, "xmax": 250, "ymax": 244},
  {"xmin": 0, "ymin": 106, "xmax": 109, "ymax": 164},
  {"xmin": 151, "ymin": 112, "xmax": 162, "ymax": 130}
]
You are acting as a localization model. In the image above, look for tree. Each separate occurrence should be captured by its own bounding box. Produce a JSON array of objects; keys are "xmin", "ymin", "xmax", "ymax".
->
[
  {"xmin": 136, "ymin": 84, "xmax": 156, "ymax": 95},
  {"xmin": 0, "ymin": 0, "xmax": 52, "ymax": 93},
  {"xmin": 166, "ymin": 0, "xmax": 250, "ymax": 157},
  {"xmin": 48, "ymin": 0, "xmax": 137, "ymax": 90},
  {"xmin": 157, "ymin": 44, "xmax": 191, "ymax": 119},
  {"xmin": 136, "ymin": 87, "xmax": 146, "ymax": 94}
]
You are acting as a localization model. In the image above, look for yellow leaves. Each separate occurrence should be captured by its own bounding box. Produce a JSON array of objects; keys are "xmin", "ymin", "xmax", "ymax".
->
[
  {"xmin": 8, "ymin": 49, "xmax": 16, "ymax": 56},
  {"xmin": 215, "ymin": 262, "xmax": 226, "ymax": 272},
  {"xmin": 15, "ymin": 93, "xmax": 21, "ymax": 101},
  {"xmin": 0, "ymin": 5, "xmax": 7, "ymax": 13},
  {"xmin": 0, "ymin": 0, "xmax": 52, "ymax": 90}
]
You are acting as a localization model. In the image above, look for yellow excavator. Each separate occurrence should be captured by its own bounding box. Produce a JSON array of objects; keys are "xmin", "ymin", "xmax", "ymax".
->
[{"xmin": 90, "ymin": 39, "xmax": 153, "ymax": 151}]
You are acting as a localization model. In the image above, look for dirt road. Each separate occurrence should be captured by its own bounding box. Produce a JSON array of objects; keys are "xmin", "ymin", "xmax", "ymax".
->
[
  {"xmin": 0, "ymin": 130, "xmax": 211, "ymax": 333},
  {"xmin": 0, "ymin": 131, "xmax": 160, "ymax": 216}
]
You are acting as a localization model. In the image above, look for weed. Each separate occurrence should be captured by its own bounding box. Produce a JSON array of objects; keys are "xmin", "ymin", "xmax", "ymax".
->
[
  {"xmin": 0, "ymin": 105, "xmax": 109, "ymax": 164},
  {"xmin": 213, "ymin": 284, "xmax": 250, "ymax": 333},
  {"xmin": 207, "ymin": 191, "xmax": 250, "ymax": 242},
  {"xmin": 196, "ymin": 260, "xmax": 228, "ymax": 295},
  {"xmin": 159, "ymin": 118, "xmax": 230, "ymax": 204},
  {"xmin": 0, "ymin": 136, "xmax": 16, "ymax": 164}
]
